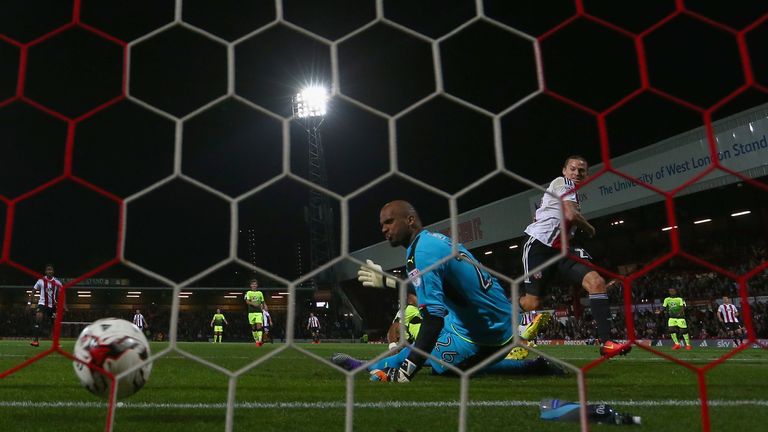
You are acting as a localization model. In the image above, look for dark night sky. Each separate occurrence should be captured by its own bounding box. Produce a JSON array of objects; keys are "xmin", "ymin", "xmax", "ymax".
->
[{"xmin": 0, "ymin": 0, "xmax": 767, "ymax": 285}]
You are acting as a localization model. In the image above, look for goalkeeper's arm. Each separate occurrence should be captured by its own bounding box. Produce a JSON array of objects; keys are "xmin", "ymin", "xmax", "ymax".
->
[{"xmin": 387, "ymin": 309, "xmax": 443, "ymax": 382}]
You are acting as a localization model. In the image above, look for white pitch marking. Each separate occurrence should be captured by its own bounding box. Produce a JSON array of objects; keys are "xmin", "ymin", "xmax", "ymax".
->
[{"xmin": 1, "ymin": 400, "xmax": 766, "ymax": 410}]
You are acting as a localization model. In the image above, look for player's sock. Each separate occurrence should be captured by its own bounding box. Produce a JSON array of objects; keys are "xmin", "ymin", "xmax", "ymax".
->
[
  {"xmin": 589, "ymin": 293, "xmax": 611, "ymax": 341},
  {"xmin": 252, "ymin": 331, "xmax": 259, "ymax": 342},
  {"xmin": 671, "ymin": 333, "xmax": 679, "ymax": 344},
  {"xmin": 331, "ymin": 353, "xmax": 364, "ymax": 370},
  {"xmin": 367, "ymin": 347, "xmax": 411, "ymax": 372},
  {"xmin": 256, "ymin": 331, "xmax": 263, "ymax": 342},
  {"xmin": 682, "ymin": 332, "xmax": 690, "ymax": 346}
]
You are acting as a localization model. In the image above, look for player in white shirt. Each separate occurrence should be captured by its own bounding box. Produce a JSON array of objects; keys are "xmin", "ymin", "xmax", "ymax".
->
[
  {"xmin": 307, "ymin": 313, "xmax": 321, "ymax": 344},
  {"xmin": 520, "ymin": 156, "xmax": 627, "ymax": 358},
  {"xmin": 262, "ymin": 309, "xmax": 272, "ymax": 343},
  {"xmin": 132, "ymin": 309, "xmax": 148, "ymax": 333},
  {"xmin": 31, "ymin": 264, "xmax": 62, "ymax": 347},
  {"xmin": 717, "ymin": 296, "xmax": 745, "ymax": 347}
]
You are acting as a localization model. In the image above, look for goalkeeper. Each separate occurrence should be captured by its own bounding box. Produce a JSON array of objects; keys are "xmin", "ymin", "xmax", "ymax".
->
[
  {"xmin": 332, "ymin": 289, "xmax": 565, "ymax": 377},
  {"xmin": 352, "ymin": 200, "xmax": 527, "ymax": 382},
  {"xmin": 663, "ymin": 287, "xmax": 691, "ymax": 350}
]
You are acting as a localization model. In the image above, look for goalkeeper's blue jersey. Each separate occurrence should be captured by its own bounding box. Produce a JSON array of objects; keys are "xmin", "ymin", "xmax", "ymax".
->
[{"xmin": 405, "ymin": 229, "xmax": 513, "ymax": 346}]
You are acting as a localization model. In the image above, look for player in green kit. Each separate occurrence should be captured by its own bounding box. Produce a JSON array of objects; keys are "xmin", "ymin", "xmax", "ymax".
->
[
  {"xmin": 662, "ymin": 288, "xmax": 691, "ymax": 350},
  {"xmin": 244, "ymin": 279, "xmax": 267, "ymax": 347},
  {"xmin": 210, "ymin": 308, "xmax": 228, "ymax": 343},
  {"xmin": 386, "ymin": 291, "xmax": 422, "ymax": 350}
]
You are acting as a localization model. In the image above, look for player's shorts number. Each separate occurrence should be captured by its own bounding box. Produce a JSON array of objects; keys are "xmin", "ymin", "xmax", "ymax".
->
[{"xmin": 434, "ymin": 335, "xmax": 459, "ymax": 364}]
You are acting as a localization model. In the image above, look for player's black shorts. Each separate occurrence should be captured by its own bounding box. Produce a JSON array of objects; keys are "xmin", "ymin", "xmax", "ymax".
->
[
  {"xmin": 521, "ymin": 236, "xmax": 592, "ymax": 297},
  {"xmin": 35, "ymin": 305, "xmax": 55, "ymax": 319},
  {"xmin": 724, "ymin": 322, "xmax": 743, "ymax": 332}
]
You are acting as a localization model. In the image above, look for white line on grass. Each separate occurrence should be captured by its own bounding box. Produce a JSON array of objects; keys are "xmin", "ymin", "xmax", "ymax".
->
[{"xmin": 1, "ymin": 400, "xmax": 766, "ymax": 410}]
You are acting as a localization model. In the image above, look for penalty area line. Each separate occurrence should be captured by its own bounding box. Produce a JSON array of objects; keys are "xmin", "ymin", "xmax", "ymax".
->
[{"xmin": 1, "ymin": 400, "xmax": 767, "ymax": 410}]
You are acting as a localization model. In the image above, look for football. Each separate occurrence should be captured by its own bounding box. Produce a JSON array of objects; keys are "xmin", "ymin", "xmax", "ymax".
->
[{"xmin": 73, "ymin": 318, "xmax": 153, "ymax": 399}]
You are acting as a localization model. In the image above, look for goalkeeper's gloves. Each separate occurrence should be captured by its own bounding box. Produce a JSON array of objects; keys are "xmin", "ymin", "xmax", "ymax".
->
[
  {"xmin": 369, "ymin": 359, "xmax": 418, "ymax": 383},
  {"xmin": 357, "ymin": 259, "xmax": 397, "ymax": 289}
]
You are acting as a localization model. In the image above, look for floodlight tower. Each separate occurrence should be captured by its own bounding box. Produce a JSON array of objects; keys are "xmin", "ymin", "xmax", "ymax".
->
[{"xmin": 292, "ymin": 86, "xmax": 336, "ymax": 289}]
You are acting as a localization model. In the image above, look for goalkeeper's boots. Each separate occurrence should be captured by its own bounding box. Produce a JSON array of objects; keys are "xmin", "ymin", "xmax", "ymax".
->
[
  {"xmin": 685, "ymin": 345, "xmax": 692, "ymax": 351},
  {"xmin": 506, "ymin": 346, "xmax": 530, "ymax": 360},
  {"xmin": 30, "ymin": 341, "xmax": 39, "ymax": 347},
  {"xmin": 331, "ymin": 352, "xmax": 364, "ymax": 371},
  {"xmin": 671, "ymin": 343, "xmax": 681, "ymax": 350},
  {"xmin": 521, "ymin": 312, "xmax": 551, "ymax": 341},
  {"xmin": 599, "ymin": 340, "xmax": 631, "ymax": 358}
]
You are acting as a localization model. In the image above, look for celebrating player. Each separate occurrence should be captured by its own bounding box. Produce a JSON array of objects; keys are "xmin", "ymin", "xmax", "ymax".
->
[
  {"xmin": 244, "ymin": 279, "xmax": 267, "ymax": 347},
  {"xmin": 663, "ymin": 287, "xmax": 691, "ymax": 350},
  {"xmin": 210, "ymin": 308, "xmax": 228, "ymax": 343},
  {"xmin": 307, "ymin": 312, "xmax": 321, "ymax": 344},
  {"xmin": 717, "ymin": 296, "xmax": 745, "ymax": 347},
  {"xmin": 355, "ymin": 200, "xmax": 517, "ymax": 382},
  {"xmin": 520, "ymin": 156, "xmax": 628, "ymax": 357},
  {"xmin": 30, "ymin": 264, "xmax": 62, "ymax": 347}
]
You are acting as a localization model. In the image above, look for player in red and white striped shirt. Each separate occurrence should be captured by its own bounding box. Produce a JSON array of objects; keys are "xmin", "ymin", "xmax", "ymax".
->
[
  {"xmin": 133, "ymin": 309, "xmax": 148, "ymax": 332},
  {"xmin": 521, "ymin": 156, "xmax": 627, "ymax": 358},
  {"xmin": 717, "ymin": 296, "xmax": 745, "ymax": 347},
  {"xmin": 30, "ymin": 264, "xmax": 62, "ymax": 347},
  {"xmin": 307, "ymin": 313, "xmax": 321, "ymax": 344}
]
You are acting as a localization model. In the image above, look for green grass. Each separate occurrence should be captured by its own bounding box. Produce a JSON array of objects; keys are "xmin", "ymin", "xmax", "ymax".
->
[{"xmin": 1, "ymin": 341, "xmax": 766, "ymax": 431}]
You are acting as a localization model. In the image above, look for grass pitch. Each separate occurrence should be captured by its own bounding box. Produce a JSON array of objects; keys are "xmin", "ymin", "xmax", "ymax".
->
[{"xmin": 1, "ymin": 341, "xmax": 766, "ymax": 432}]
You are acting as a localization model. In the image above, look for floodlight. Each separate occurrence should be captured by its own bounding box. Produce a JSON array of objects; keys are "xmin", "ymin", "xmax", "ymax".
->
[{"xmin": 292, "ymin": 85, "xmax": 329, "ymax": 118}]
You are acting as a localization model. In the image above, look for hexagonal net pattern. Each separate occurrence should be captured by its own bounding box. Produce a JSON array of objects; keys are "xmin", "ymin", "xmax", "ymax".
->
[{"xmin": 1, "ymin": 1, "xmax": 767, "ymax": 431}]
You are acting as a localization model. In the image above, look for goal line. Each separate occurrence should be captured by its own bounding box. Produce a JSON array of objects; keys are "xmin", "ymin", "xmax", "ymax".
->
[{"xmin": 2, "ymin": 399, "xmax": 766, "ymax": 410}]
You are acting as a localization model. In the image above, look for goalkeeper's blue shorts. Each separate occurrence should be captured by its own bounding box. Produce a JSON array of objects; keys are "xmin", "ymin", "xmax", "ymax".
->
[{"xmin": 367, "ymin": 326, "xmax": 512, "ymax": 375}]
